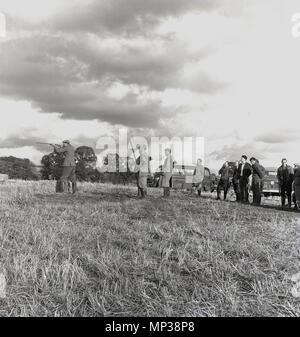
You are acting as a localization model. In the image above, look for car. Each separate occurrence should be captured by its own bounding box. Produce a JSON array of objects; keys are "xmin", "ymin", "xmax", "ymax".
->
[
  {"xmin": 171, "ymin": 164, "xmax": 216, "ymax": 192},
  {"xmin": 147, "ymin": 168, "xmax": 163, "ymax": 187},
  {"xmin": 262, "ymin": 167, "xmax": 280, "ymax": 197}
]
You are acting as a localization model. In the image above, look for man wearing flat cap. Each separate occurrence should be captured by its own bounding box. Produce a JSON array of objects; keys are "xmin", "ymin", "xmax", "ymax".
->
[{"xmin": 51, "ymin": 140, "xmax": 77, "ymax": 193}]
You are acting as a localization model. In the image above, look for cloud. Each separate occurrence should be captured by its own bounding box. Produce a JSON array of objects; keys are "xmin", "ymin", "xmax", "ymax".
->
[
  {"xmin": 254, "ymin": 129, "xmax": 300, "ymax": 144},
  {"xmin": 209, "ymin": 143, "xmax": 268, "ymax": 162},
  {"xmin": 0, "ymin": 30, "xmax": 224, "ymax": 129},
  {"xmin": 0, "ymin": 0, "xmax": 256, "ymax": 165},
  {"xmin": 50, "ymin": 0, "xmax": 225, "ymax": 37},
  {"xmin": 0, "ymin": 135, "xmax": 44, "ymax": 149}
]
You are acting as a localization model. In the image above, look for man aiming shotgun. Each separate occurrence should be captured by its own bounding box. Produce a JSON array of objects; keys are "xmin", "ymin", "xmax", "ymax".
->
[{"xmin": 38, "ymin": 140, "xmax": 77, "ymax": 193}]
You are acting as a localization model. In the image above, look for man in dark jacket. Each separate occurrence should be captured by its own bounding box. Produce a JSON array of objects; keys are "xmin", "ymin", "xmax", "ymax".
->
[
  {"xmin": 52, "ymin": 140, "xmax": 77, "ymax": 193},
  {"xmin": 217, "ymin": 161, "xmax": 230, "ymax": 200},
  {"xmin": 232, "ymin": 160, "xmax": 241, "ymax": 202},
  {"xmin": 277, "ymin": 158, "xmax": 294, "ymax": 209},
  {"xmin": 250, "ymin": 157, "xmax": 264, "ymax": 206},
  {"xmin": 238, "ymin": 155, "xmax": 252, "ymax": 204}
]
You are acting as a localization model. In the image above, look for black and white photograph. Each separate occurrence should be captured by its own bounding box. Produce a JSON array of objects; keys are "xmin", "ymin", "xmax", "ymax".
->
[{"xmin": 0, "ymin": 0, "xmax": 300, "ymax": 321}]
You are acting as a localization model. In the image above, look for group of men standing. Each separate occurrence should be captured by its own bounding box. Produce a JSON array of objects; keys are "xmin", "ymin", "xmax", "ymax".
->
[
  {"xmin": 217, "ymin": 155, "xmax": 259, "ymax": 204},
  {"xmin": 217, "ymin": 155, "xmax": 300, "ymax": 210},
  {"xmin": 231, "ymin": 155, "xmax": 265, "ymax": 206},
  {"xmin": 50, "ymin": 140, "xmax": 300, "ymax": 211}
]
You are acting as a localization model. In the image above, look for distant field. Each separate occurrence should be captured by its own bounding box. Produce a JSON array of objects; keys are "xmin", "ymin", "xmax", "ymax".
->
[{"xmin": 0, "ymin": 180, "xmax": 299, "ymax": 317}]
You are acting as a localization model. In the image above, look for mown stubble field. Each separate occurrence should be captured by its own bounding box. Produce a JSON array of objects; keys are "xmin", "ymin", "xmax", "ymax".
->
[{"xmin": 0, "ymin": 180, "xmax": 299, "ymax": 317}]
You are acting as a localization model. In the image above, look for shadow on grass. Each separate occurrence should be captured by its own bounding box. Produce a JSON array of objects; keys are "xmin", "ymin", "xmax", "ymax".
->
[
  {"xmin": 33, "ymin": 189, "xmax": 300, "ymax": 216},
  {"xmin": 258, "ymin": 204, "xmax": 300, "ymax": 214},
  {"xmin": 33, "ymin": 190, "xmax": 141, "ymax": 204}
]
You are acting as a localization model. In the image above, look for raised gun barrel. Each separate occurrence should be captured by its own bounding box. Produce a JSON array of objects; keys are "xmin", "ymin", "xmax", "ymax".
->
[{"xmin": 36, "ymin": 142, "xmax": 60, "ymax": 147}]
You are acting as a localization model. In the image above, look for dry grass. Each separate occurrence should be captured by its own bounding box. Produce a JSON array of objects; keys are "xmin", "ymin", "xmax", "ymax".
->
[{"xmin": 0, "ymin": 180, "xmax": 299, "ymax": 317}]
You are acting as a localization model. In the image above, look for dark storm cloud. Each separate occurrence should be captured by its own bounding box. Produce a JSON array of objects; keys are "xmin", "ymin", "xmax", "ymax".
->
[
  {"xmin": 51, "ymin": 0, "xmax": 223, "ymax": 36},
  {"xmin": 0, "ymin": 33, "xmax": 224, "ymax": 128},
  {"xmin": 0, "ymin": 36, "xmax": 179, "ymax": 127},
  {"xmin": 0, "ymin": 0, "xmax": 233, "ymax": 137}
]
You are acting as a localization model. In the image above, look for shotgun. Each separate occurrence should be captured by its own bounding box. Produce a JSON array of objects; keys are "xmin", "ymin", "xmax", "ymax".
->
[{"xmin": 36, "ymin": 142, "xmax": 61, "ymax": 147}]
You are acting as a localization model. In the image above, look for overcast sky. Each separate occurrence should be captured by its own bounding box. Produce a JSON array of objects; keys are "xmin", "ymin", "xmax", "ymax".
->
[{"xmin": 0, "ymin": 0, "xmax": 300, "ymax": 170}]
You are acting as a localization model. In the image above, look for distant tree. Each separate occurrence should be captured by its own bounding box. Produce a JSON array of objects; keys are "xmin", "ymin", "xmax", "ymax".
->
[
  {"xmin": 40, "ymin": 151, "xmax": 65, "ymax": 180},
  {"xmin": 75, "ymin": 146, "xmax": 97, "ymax": 182},
  {"xmin": 0, "ymin": 156, "xmax": 40, "ymax": 180}
]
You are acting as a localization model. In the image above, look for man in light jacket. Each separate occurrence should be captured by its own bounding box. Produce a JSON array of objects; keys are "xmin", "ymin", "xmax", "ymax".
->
[
  {"xmin": 134, "ymin": 144, "xmax": 150, "ymax": 198},
  {"xmin": 192, "ymin": 158, "xmax": 205, "ymax": 196},
  {"xmin": 162, "ymin": 148, "xmax": 173, "ymax": 197}
]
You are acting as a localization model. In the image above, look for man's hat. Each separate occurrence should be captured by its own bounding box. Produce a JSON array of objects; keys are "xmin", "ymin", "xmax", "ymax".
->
[{"xmin": 63, "ymin": 140, "xmax": 70, "ymax": 144}]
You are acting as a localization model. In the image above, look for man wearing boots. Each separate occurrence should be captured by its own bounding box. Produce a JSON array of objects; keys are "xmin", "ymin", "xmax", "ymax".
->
[
  {"xmin": 250, "ymin": 157, "xmax": 264, "ymax": 206},
  {"xmin": 51, "ymin": 140, "xmax": 77, "ymax": 194},
  {"xmin": 277, "ymin": 158, "xmax": 294, "ymax": 209},
  {"xmin": 162, "ymin": 148, "xmax": 173, "ymax": 197},
  {"xmin": 238, "ymin": 155, "xmax": 252, "ymax": 204},
  {"xmin": 135, "ymin": 144, "xmax": 149, "ymax": 198},
  {"xmin": 217, "ymin": 161, "xmax": 230, "ymax": 200},
  {"xmin": 232, "ymin": 160, "xmax": 241, "ymax": 202}
]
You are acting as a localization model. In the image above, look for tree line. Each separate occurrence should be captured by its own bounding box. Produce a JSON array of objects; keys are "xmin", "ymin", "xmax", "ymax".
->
[{"xmin": 0, "ymin": 146, "xmax": 136, "ymax": 184}]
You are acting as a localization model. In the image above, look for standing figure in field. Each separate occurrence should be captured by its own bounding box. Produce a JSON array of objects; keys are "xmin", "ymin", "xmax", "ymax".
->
[
  {"xmin": 192, "ymin": 158, "xmax": 205, "ymax": 196},
  {"xmin": 250, "ymin": 157, "xmax": 264, "ymax": 206},
  {"xmin": 257, "ymin": 159, "xmax": 265, "ymax": 197},
  {"xmin": 293, "ymin": 163, "xmax": 300, "ymax": 211},
  {"xmin": 134, "ymin": 144, "xmax": 141, "ymax": 196},
  {"xmin": 232, "ymin": 160, "xmax": 241, "ymax": 202},
  {"xmin": 52, "ymin": 140, "xmax": 77, "ymax": 194},
  {"xmin": 238, "ymin": 155, "xmax": 252, "ymax": 204},
  {"xmin": 277, "ymin": 158, "xmax": 294, "ymax": 209},
  {"xmin": 217, "ymin": 161, "xmax": 230, "ymax": 200},
  {"xmin": 135, "ymin": 144, "xmax": 149, "ymax": 198},
  {"xmin": 162, "ymin": 148, "xmax": 173, "ymax": 197}
]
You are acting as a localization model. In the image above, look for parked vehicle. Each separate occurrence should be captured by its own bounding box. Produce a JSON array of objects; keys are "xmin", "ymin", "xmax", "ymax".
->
[
  {"xmin": 262, "ymin": 167, "xmax": 280, "ymax": 197},
  {"xmin": 147, "ymin": 167, "xmax": 163, "ymax": 187},
  {"xmin": 171, "ymin": 164, "xmax": 216, "ymax": 192}
]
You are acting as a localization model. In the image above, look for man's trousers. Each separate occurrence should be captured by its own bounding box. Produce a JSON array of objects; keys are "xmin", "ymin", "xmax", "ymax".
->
[
  {"xmin": 60, "ymin": 166, "xmax": 77, "ymax": 193},
  {"xmin": 252, "ymin": 179, "xmax": 262, "ymax": 205},
  {"xmin": 240, "ymin": 179, "xmax": 249, "ymax": 203},
  {"xmin": 217, "ymin": 179, "xmax": 229, "ymax": 200},
  {"xmin": 280, "ymin": 182, "xmax": 292, "ymax": 207}
]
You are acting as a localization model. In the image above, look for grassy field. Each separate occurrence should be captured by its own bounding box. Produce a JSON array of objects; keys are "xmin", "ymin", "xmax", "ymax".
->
[{"xmin": 0, "ymin": 180, "xmax": 299, "ymax": 317}]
